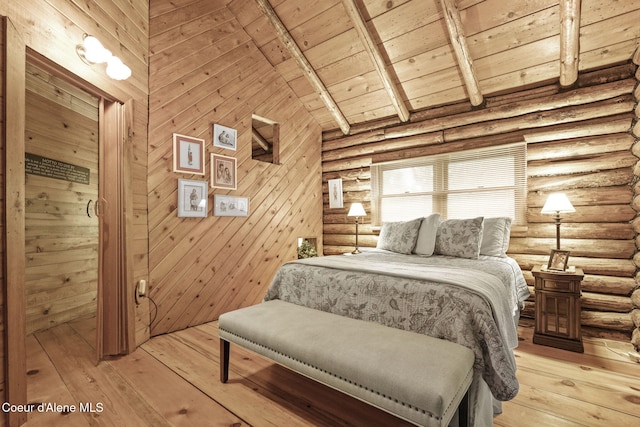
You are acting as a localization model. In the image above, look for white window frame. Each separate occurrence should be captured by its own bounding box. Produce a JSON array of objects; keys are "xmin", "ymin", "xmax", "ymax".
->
[{"xmin": 371, "ymin": 143, "xmax": 527, "ymax": 226}]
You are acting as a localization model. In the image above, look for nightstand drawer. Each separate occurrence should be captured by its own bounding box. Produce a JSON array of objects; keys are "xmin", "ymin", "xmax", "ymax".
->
[{"xmin": 536, "ymin": 278, "xmax": 579, "ymax": 293}]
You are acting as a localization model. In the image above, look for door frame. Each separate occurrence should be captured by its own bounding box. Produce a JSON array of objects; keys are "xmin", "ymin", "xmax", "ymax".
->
[
  {"xmin": 3, "ymin": 18, "xmax": 135, "ymax": 426},
  {"xmin": 3, "ymin": 17, "xmax": 28, "ymax": 427}
]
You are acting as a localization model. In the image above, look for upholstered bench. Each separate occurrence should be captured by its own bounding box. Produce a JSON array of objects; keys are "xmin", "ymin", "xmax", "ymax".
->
[{"xmin": 218, "ymin": 300, "xmax": 475, "ymax": 427}]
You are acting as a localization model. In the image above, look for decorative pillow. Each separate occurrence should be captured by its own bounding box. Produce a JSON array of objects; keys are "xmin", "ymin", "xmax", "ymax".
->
[
  {"xmin": 435, "ymin": 217, "xmax": 484, "ymax": 259},
  {"xmin": 480, "ymin": 217, "xmax": 512, "ymax": 257},
  {"xmin": 376, "ymin": 218, "xmax": 423, "ymax": 254},
  {"xmin": 414, "ymin": 213, "xmax": 442, "ymax": 256}
]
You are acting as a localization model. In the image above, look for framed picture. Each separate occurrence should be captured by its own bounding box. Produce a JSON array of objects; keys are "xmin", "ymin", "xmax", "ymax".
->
[
  {"xmin": 213, "ymin": 124, "xmax": 237, "ymax": 151},
  {"xmin": 328, "ymin": 178, "xmax": 343, "ymax": 208},
  {"xmin": 211, "ymin": 153, "xmax": 237, "ymax": 190},
  {"xmin": 213, "ymin": 195, "xmax": 249, "ymax": 217},
  {"xmin": 173, "ymin": 133, "xmax": 205, "ymax": 175},
  {"xmin": 548, "ymin": 249, "xmax": 570, "ymax": 271},
  {"xmin": 177, "ymin": 179, "xmax": 208, "ymax": 217}
]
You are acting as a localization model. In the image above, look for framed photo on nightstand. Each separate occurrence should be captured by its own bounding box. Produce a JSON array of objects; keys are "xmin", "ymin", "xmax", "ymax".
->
[{"xmin": 548, "ymin": 249, "xmax": 570, "ymax": 271}]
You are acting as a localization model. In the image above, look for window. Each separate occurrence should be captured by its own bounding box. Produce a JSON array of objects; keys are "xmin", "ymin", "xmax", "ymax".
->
[{"xmin": 371, "ymin": 143, "xmax": 527, "ymax": 225}]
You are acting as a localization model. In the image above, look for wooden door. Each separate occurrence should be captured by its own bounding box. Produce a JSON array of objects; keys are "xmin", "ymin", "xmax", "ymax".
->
[{"xmin": 97, "ymin": 99, "xmax": 135, "ymax": 358}]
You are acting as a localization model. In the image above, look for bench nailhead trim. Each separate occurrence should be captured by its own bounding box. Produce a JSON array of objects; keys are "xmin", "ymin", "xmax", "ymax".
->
[{"xmin": 220, "ymin": 329, "xmax": 459, "ymax": 421}]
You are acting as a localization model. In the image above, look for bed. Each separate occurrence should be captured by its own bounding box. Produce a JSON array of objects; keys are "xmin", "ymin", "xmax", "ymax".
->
[{"xmin": 263, "ymin": 215, "xmax": 530, "ymax": 426}]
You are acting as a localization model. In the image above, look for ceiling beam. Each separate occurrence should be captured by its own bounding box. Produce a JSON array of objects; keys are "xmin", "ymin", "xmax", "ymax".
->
[
  {"xmin": 254, "ymin": 0, "xmax": 351, "ymax": 135},
  {"xmin": 342, "ymin": 0, "xmax": 410, "ymax": 122},
  {"xmin": 252, "ymin": 127, "xmax": 271, "ymax": 152},
  {"xmin": 439, "ymin": 0, "xmax": 483, "ymax": 106},
  {"xmin": 559, "ymin": 0, "xmax": 581, "ymax": 86}
]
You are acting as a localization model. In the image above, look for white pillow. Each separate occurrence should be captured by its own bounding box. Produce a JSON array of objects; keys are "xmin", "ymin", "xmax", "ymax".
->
[
  {"xmin": 414, "ymin": 213, "xmax": 442, "ymax": 256},
  {"xmin": 435, "ymin": 217, "xmax": 484, "ymax": 259},
  {"xmin": 480, "ymin": 217, "xmax": 512, "ymax": 257},
  {"xmin": 376, "ymin": 218, "xmax": 423, "ymax": 254}
]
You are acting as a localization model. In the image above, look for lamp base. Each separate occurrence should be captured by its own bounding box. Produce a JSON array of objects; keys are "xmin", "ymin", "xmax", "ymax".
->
[{"xmin": 351, "ymin": 248, "xmax": 361, "ymax": 254}]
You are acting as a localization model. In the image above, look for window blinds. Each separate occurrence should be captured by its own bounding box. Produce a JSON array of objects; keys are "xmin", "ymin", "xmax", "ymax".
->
[{"xmin": 371, "ymin": 143, "xmax": 527, "ymax": 225}]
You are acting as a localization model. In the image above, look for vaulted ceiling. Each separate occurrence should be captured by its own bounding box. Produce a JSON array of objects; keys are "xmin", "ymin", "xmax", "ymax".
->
[{"xmin": 228, "ymin": 0, "xmax": 640, "ymax": 135}]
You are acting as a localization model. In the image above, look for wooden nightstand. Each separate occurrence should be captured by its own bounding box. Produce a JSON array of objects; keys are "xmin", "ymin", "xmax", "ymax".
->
[{"xmin": 532, "ymin": 265, "xmax": 584, "ymax": 353}]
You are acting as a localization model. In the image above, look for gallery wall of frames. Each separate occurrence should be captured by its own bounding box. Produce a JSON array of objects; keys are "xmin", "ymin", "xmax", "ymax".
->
[
  {"xmin": 147, "ymin": 0, "xmax": 324, "ymax": 336},
  {"xmin": 173, "ymin": 127, "xmax": 244, "ymax": 218}
]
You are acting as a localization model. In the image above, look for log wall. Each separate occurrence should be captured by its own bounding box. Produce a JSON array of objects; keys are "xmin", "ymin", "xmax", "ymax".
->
[
  {"xmin": 632, "ymin": 52, "xmax": 640, "ymax": 351},
  {"xmin": 323, "ymin": 63, "xmax": 639, "ymax": 342},
  {"xmin": 147, "ymin": 0, "xmax": 323, "ymax": 336}
]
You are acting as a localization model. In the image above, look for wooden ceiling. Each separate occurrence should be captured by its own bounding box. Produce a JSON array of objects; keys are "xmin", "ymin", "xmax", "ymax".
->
[{"xmin": 228, "ymin": 0, "xmax": 640, "ymax": 135}]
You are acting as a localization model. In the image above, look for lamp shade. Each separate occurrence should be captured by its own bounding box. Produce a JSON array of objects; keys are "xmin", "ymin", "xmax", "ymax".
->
[
  {"xmin": 541, "ymin": 193, "xmax": 575, "ymax": 214},
  {"xmin": 347, "ymin": 202, "xmax": 366, "ymax": 217}
]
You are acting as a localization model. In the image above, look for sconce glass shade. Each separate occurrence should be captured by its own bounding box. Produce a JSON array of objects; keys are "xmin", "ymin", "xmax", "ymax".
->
[
  {"xmin": 347, "ymin": 202, "xmax": 366, "ymax": 217},
  {"xmin": 541, "ymin": 193, "xmax": 575, "ymax": 214},
  {"xmin": 79, "ymin": 35, "xmax": 112, "ymax": 64},
  {"xmin": 76, "ymin": 34, "xmax": 132, "ymax": 80},
  {"xmin": 106, "ymin": 56, "xmax": 132, "ymax": 80}
]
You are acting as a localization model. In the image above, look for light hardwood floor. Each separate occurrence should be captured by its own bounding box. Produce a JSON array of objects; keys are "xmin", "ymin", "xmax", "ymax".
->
[{"xmin": 22, "ymin": 317, "xmax": 640, "ymax": 426}]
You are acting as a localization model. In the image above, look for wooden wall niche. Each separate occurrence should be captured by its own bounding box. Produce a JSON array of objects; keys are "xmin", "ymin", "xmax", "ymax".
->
[
  {"xmin": 24, "ymin": 62, "xmax": 99, "ymax": 334},
  {"xmin": 251, "ymin": 114, "xmax": 280, "ymax": 164},
  {"xmin": 322, "ymin": 63, "xmax": 639, "ymax": 342},
  {"xmin": 147, "ymin": 0, "xmax": 323, "ymax": 336}
]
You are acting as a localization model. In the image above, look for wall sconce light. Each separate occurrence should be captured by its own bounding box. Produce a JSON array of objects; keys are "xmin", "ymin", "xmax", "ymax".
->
[
  {"xmin": 76, "ymin": 34, "xmax": 131, "ymax": 80},
  {"xmin": 76, "ymin": 35, "xmax": 111, "ymax": 64},
  {"xmin": 347, "ymin": 202, "xmax": 366, "ymax": 254},
  {"xmin": 106, "ymin": 56, "xmax": 132, "ymax": 80},
  {"xmin": 541, "ymin": 192, "xmax": 575, "ymax": 250}
]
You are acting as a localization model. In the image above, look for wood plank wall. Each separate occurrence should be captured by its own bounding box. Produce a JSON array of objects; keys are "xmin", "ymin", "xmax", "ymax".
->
[
  {"xmin": 24, "ymin": 63, "xmax": 99, "ymax": 334},
  {"xmin": 322, "ymin": 64, "xmax": 639, "ymax": 342},
  {"xmin": 0, "ymin": 16, "xmax": 6, "ymax": 413},
  {"xmin": 1, "ymin": 0, "xmax": 150, "ymax": 409},
  {"xmin": 147, "ymin": 0, "xmax": 323, "ymax": 336}
]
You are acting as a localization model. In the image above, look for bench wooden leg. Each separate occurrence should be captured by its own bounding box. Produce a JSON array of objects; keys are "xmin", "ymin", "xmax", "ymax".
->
[
  {"xmin": 220, "ymin": 338, "xmax": 230, "ymax": 383},
  {"xmin": 458, "ymin": 390, "xmax": 470, "ymax": 427}
]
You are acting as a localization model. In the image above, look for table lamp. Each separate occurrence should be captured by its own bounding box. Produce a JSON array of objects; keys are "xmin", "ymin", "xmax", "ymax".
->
[
  {"xmin": 347, "ymin": 203, "xmax": 366, "ymax": 254},
  {"xmin": 541, "ymin": 193, "xmax": 575, "ymax": 250}
]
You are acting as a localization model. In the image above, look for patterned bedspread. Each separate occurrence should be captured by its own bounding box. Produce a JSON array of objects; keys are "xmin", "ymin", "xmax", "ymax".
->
[{"xmin": 263, "ymin": 250, "xmax": 529, "ymax": 401}]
